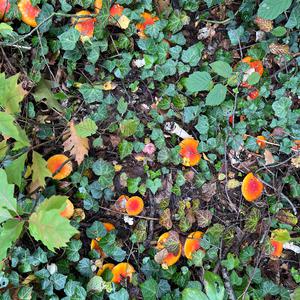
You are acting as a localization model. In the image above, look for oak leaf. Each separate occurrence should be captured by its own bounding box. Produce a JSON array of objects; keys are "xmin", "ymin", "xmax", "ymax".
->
[{"xmin": 63, "ymin": 121, "xmax": 89, "ymax": 165}]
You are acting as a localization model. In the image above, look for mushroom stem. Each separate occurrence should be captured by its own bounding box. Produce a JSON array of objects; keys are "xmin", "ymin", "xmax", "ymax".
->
[{"xmin": 164, "ymin": 122, "xmax": 192, "ymax": 139}]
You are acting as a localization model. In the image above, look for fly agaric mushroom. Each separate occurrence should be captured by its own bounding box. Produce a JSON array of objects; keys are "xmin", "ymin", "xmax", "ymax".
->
[
  {"xmin": 126, "ymin": 196, "xmax": 144, "ymax": 216},
  {"xmin": 256, "ymin": 135, "xmax": 266, "ymax": 149},
  {"xmin": 241, "ymin": 172, "xmax": 264, "ymax": 202},
  {"xmin": 111, "ymin": 262, "xmax": 135, "ymax": 284},
  {"xmin": 110, "ymin": 3, "xmax": 123, "ymax": 17},
  {"xmin": 184, "ymin": 231, "xmax": 205, "ymax": 260},
  {"xmin": 270, "ymin": 240, "xmax": 283, "ymax": 258},
  {"xmin": 242, "ymin": 56, "xmax": 264, "ymax": 76},
  {"xmin": 136, "ymin": 12, "xmax": 159, "ymax": 38},
  {"xmin": 60, "ymin": 199, "xmax": 74, "ymax": 219},
  {"xmin": 97, "ymin": 263, "xmax": 115, "ymax": 276},
  {"xmin": 47, "ymin": 154, "xmax": 73, "ymax": 180},
  {"xmin": 72, "ymin": 10, "xmax": 96, "ymax": 40},
  {"xmin": 156, "ymin": 231, "xmax": 182, "ymax": 267},
  {"xmin": 0, "ymin": 0, "xmax": 10, "ymax": 19},
  {"xmin": 94, "ymin": 0, "xmax": 102, "ymax": 13},
  {"xmin": 18, "ymin": 0, "xmax": 40, "ymax": 27},
  {"xmin": 248, "ymin": 89, "xmax": 259, "ymax": 100},
  {"xmin": 90, "ymin": 222, "xmax": 115, "ymax": 255},
  {"xmin": 179, "ymin": 138, "xmax": 201, "ymax": 167}
]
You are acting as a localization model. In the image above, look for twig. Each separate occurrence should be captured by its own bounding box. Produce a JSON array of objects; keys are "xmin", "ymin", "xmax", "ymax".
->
[
  {"xmin": 144, "ymin": 193, "xmax": 155, "ymax": 248},
  {"xmin": 222, "ymin": 267, "xmax": 237, "ymax": 300}
]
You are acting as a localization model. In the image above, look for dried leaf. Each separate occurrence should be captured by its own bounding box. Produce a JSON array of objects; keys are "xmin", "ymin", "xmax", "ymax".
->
[
  {"xmin": 63, "ymin": 121, "xmax": 89, "ymax": 165},
  {"xmin": 276, "ymin": 210, "xmax": 298, "ymax": 226},
  {"xmin": 117, "ymin": 15, "xmax": 130, "ymax": 29},
  {"xmin": 159, "ymin": 208, "xmax": 173, "ymax": 230},
  {"xmin": 195, "ymin": 210, "xmax": 213, "ymax": 228},
  {"xmin": 201, "ymin": 181, "xmax": 216, "ymax": 202},
  {"xmin": 291, "ymin": 156, "xmax": 300, "ymax": 168},
  {"xmin": 164, "ymin": 230, "xmax": 180, "ymax": 255},
  {"xmin": 264, "ymin": 149, "xmax": 275, "ymax": 165},
  {"xmin": 154, "ymin": 248, "xmax": 169, "ymax": 265},
  {"xmin": 226, "ymin": 179, "xmax": 241, "ymax": 189}
]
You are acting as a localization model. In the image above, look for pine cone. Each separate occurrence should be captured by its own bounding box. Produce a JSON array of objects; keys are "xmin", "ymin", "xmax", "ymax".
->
[
  {"xmin": 254, "ymin": 17, "xmax": 273, "ymax": 32},
  {"xmin": 269, "ymin": 43, "xmax": 290, "ymax": 55}
]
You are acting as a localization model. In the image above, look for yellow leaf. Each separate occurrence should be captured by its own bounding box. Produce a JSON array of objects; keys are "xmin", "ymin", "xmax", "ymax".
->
[
  {"xmin": 102, "ymin": 81, "xmax": 117, "ymax": 91},
  {"xmin": 117, "ymin": 15, "xmax": 130, "ymax": 29},
  {"xmin": 63, "ymin": 121, "xmax": 89, "ymax": 165},
  {"xmin": 291, "ymin": 156, "xmax": 300, "ymax": 168},
  {"xmin": 226, "ymin": 179, "xmax": 241, "ymax": 189},
  {"xmin": 114, "ymin": 164, "xmax": 122, "ymax": 172}
]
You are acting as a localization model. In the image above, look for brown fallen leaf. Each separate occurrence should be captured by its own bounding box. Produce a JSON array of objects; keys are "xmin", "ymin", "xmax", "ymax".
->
[
  {"xmin": 159, "ymin": 208, "xmax": 173, "ymax": 230},
  {"xmin": 154, "ymin": 248, "xmax": 169, "ymax": 265},
  {"xmin": 200, "ymin": 181, "xmax": 216, "ymax": 202},
  {"xmin": 195, "ymin": 210, "xmax": 212, "ymax": 228},
  {"xmin": 63, "ymin": 121, "xmax": 89, "ymax": 165},
  {"xmin": 264, "ymin": 149, "xmax": 275, "ymax": 165}
]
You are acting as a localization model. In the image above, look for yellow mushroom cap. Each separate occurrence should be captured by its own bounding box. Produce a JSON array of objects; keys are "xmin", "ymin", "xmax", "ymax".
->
[
  {"xmin": 18, "ymin": 0, "xmax": 40, "ymax": 27},
  {"xmin": 241, "ymin": 172, "xmax": 264, "ymax": 202},
  {"xmin": 183, "ymin": 231, "xmax": 204, "ymax": 259},
  {"xmin": 111, "ymin": 262, "xmax": 135, "ymax": 283},
  {"xmin": 125, "ymin": 196, "xmax": 144, "ymax": 216},
  {"xmin": 60, "ymin": 199, "xmax": 74, "ymax": 219},
  {"xmin": 47, "ymin": 154, "xmax": 73, "ymax": 180}
]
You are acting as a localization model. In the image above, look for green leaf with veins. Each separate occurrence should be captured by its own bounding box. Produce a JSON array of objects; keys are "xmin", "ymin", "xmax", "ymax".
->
[{"xmin": 0, "ymin": 169, "xmax": 18, "ymax": 215}]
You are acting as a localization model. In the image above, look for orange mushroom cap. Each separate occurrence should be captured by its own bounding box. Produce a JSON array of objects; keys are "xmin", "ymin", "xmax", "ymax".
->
[
  {"xmin": 136, "ymin": 12, "xmax": 159, "ymax": 38},
  {"xmin": 97, "ymin": 263, "xmax": 115, "ymax": 276},
  {"xmin": 126, "ymin": 196, "xmax": 144, "ymax": 216},
  {"xmin": 157, "ymin": 232, "xmax": 182, "ymax": 266},
  {"xmin": 60, "ymin": 199, "xmax": 74, "ymax": 219},
  {"xmin": 47, "ymin": 154, "xmax": 73, "ymax": 180},
  {"xmin": 248, "ymin": 89, "xmax": 259, "ymax": 100},
  {"xmin": 270, "ymin": 240, "xmax": 283, "ymax": 258},
  {"xmin": 242, "ymin": 56, "xmax": 264, "ymax": 76},
  {"xmin": 184, "ymin": 231, "xmax": 204, "ymax": 260},
  {"xmin": 18, "ymin": 0, "xmax": 40, "ymax": 27},
  {"xmin": 0, "ymin": 0, "xmax": 10, "ymax": 19},
  {"xmin": 111, "ymin": 262, "xmax": 135, "ymax": 284},
  {"xmin": 241, "ymin": 172, "xmax": 264, "ymax": 202},
  {"xmin": 179, "ymin": 138, "xmax": 201, "ymax": 167},
  {"xmin": 72, "ymin": 10, "xmax": 96, "ymax": 39},
  {"xmin": 94, "ymin": 0, "xmax": 102, "ymax": 13},
  {"xmin": 256, "ymin": 135, "xmax": 266, "ymax": 149},
  {"xmin": 110, "ymin": 4, "xmax": 124, "ymax": 17}
]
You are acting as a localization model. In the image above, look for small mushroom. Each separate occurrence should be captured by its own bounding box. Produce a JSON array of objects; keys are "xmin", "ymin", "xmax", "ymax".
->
[
  {"xmin": 109, "ymin": 3, "xmax": 123, "ymax": 17},
  {"xmin": 241, "ymin": 172, "xmax": 264, "ymax": 202},
  {"xmin": 72, "ymin": 10, "xmax": 96, "ymax": 40},
  {"xmin": 248, "ymin": 89, "xmax": 259, "ymax": 100},
  {"xmin": 125, "ymin": 196, "xmax": 144, "ymax": 216},
  {"xmin": 184, "ymin": 231, "xmax": 204, "ymax": 260},
  {"xmin": 242, "ymin": 56, "xmax": 264, "ymax": 76},
  {"xmin": 97, "ymin": 263, "xmax": 115, "ymax": 276},
  {"xmin": 18, "ymin": 0, "xmax": 40, "ymax": 27},
  {"xmin": 136, "ymin": 12, "xmax": 159, "ymax": 38},
  {"xmin": 94, "ymin": 0, "xmax": 102, "ymax": 13},
  {"xmin": 156, "ymin": 232, "xmax": 182, "ymax": 267},
  {"xmin": 270, "ymin": 240, "xmax": 283, "ymax": 258},
  {"xmin": 47, "ymin": 154, "xmax": 73, "ymax": 180},
  {"xmin": 60, "ymin": 199, "xmax": 74, "ymax": 219},
  {"xmin": 179, "ymin": 138, "xmax": 201, "ymax": 167},
  {"xmin": 256, "ymin": 135, "xmax": 266, "ymax": 149},
  {"xmin": 0, "ymin": 0, "xmax": 10, "ymax": 19},
  {"xmin": 111, "ymin": 262, "xmax": 135, "ymax": 283}
]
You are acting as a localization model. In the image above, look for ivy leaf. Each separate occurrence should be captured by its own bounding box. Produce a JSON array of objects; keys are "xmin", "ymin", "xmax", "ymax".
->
[
  {"xmin": 181, "ymin": 42, "xmax": 204, "ymax": 67},
  {"xmin": 257, "ymin": 0, "xmax": 292, "ymax": 20},
  {"xmin": 0, "ymin": 73, "xmax": 26, "ymax": 114},
  {"xmin": 0, "ymin": 219, "xmax": 24, "ymax": 261},
  {"xmin": 74, "ymin": 118, "xmax": 98, "ymax": 137},
  {"xmin": 63, "ymin": 121, "xmax": 89, "ymax": 165},
  {"xmin": 140, "ymin": 277, "xmax": 158, "ymax": 300},
  {"xmin": 205, "ymin": 84, "xmax": 227, "ymax": 106},
  {"xmin": 92, "ymin": 159, "xmax": 115, "ymax": 189},
  {"xmin": 146, "ymin": 178, "xmax": 162, "ymax": 194},
  {"xmin": 182, "ymin": 288, "xmax": 209, "ymax": 300},
  {"xmin": 0, "ymin": 168, "xmax": 18, "ymax": 216},
  {"xmin": 79, "ymin": 84, "xmax": 103, "ymax": 104},
  {"xmin": 109, "ymin": 288, "xmax": 129, "ymax": 300},
  {"xmin": 203, "ymin": 271, "xmax": 225, "ymax": 300},
  {"xmin": 184, "ymin": 72, "xmax": 212, "ymax": 94},
  {"xmin": 118, "ymin": 140, "xmax": 133, "ymax": 160},
  {"xmin": 31, "ymin": 151, "xmax": 52, "ymax": 189},
  {"xmin": 210, "ymin": 61, "xmax": 233, "ymax": 78},
  {"xmin": 29, "ymin": 207, "xmax": 78, "ymax": 252},
  {"xmin": 5, "ymin": 153, "xmax": 27, "ymax": 188},
  {"xmin": 33, "ymin": 79, "xmax": 63, "ymax": 112},
  {"xmin": 58, "ymin": 27, "xmax": 80, "ymax": 51},
  {"xmin": 120, "ymin": 119, "xmax": 139, "ymax": 137}
]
